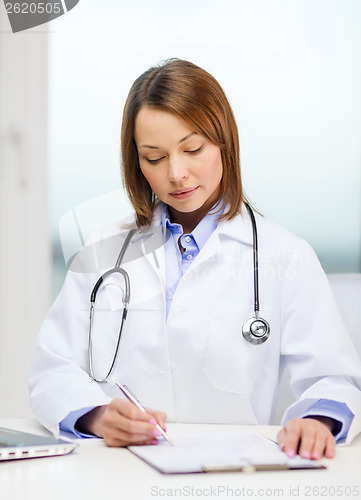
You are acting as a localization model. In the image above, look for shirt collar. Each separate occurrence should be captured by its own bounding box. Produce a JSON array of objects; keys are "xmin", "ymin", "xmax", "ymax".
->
[
  {"xmin": 160, "ymin": 202, "xmax": 221, "ymax": 251},
  {"xmin": 156, "ymin": 201, "xmax": 254, "ymax": 247}
]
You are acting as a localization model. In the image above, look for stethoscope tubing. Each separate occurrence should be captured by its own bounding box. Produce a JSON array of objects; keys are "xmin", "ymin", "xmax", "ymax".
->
[{"xmin": 245, "ymin": 203, "xmax": 260, "ymax": 315}]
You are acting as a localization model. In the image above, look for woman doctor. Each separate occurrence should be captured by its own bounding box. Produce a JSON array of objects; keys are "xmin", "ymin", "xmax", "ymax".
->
[{"xmin": 29, "ymin": 59, "xmax": 361, "ymax": 460}]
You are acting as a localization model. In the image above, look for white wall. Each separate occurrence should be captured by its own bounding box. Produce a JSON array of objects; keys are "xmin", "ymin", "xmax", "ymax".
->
[{"xmin": 0, "ymin": 11, "xmax": 50, "ymax": 417}]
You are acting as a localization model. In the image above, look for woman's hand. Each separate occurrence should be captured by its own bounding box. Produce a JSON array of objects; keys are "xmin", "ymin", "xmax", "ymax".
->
[
  {"xmin": 76, "ymin": 399, "xmax": 167, "ymax": 447},
  {"xmin": 277, "ymin": 417, "xmax": 336, "ymax": 460}
]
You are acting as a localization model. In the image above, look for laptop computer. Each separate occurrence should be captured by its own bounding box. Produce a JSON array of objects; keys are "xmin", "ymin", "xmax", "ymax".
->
[{"xmin": 0, "ymin": 426, "xmax": 78, "ymax": 461}]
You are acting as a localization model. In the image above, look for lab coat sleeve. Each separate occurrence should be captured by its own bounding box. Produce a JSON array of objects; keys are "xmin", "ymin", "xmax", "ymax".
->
[
  {"xmin": 279, "ymin": 240, "xmax": 361, "ymax": 444},
  {"xmin": 28, "ymin": 256, "xmax": 113, "ymax": 438}
]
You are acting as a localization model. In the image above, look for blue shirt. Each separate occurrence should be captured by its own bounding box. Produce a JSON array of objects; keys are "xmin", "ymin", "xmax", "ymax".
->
[
  {"xmin": 60, "ymin": 204, "xmax": 354, "ymax": 440},
  {"xmin": 161, "ymin": 203, "xmax": 220, "ymax": 317}
]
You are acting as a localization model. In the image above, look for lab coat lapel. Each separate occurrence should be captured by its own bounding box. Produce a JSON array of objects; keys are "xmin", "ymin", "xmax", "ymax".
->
[
  {"xmin": 185, "ymin": 205, "xmax": 254, "ymax": 273},
  {"xmin": 129, "ymin": 203, "xmax": 254, "ymax": 281},
  {"xmin": 129, "ymin": 205, "xmax": 166, "ymax": 288},
  {"xmin": 217, "ymin": 207, "xmax": 254, "ymax": 246},
  {"xmin": 142, "ymin": 229, "xmax": 166, "ymax": 286}
]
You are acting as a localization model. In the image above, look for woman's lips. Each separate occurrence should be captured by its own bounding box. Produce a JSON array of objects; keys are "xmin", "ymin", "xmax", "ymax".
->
[{"xmin": 170, "ymin": 186, "xmax": 199, "ymax": 200}]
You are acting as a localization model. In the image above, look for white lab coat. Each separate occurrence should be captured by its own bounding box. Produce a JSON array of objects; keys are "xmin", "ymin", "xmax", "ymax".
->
[{"xmin": 29, "ymin": 203, "xmax": 361, "ymax": 443}]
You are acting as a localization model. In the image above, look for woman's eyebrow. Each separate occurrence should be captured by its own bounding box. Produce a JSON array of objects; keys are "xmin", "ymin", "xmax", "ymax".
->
[
  {"xmin": 179, "ymin": 132, "xmax": 197, "ymax": 144},
  {"xmin": 138, "ymin": 132, "xmax": 198, "ymax": 149},
  {"xmin": 138, "ymin": 144, "xmax": 160, "ymax": 150}
]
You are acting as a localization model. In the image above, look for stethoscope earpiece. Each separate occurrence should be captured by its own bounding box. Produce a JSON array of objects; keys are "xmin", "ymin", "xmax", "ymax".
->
[{"xmin": 242, "ymin": 316, "xmax": 270, "ymax": 345}]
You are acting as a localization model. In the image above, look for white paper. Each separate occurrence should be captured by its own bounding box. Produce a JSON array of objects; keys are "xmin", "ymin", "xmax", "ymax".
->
[{"xmin": 129, "ymin": 432, "xmax": 323, "ymax": 473}]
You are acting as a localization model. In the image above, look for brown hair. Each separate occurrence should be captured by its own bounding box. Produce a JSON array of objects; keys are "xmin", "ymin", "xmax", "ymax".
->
[{"xmin": 121, "ymin": 59, "xmax": 244, "ymax": 227}]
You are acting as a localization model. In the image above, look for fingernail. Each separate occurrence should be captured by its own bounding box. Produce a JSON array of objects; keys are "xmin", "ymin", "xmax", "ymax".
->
[
  {"xmin": 280, "ymin": 443, "xmax": 285, "ymax": 451},
  {"xmin": 312, "ymin": 452, "xmax": 320, "ymax": 460},
  {"xmin": 148, "ymin": 418, "xmax": 157, "ymax": 425},
  {"xmin": 152, "ymin": 428, "xmax": 162, "ymax": 438},
  {"xmin": 302, "ymin": 451, "xmax": 310, "ymax": 459},
  {"xmin": 287, "ymin": 449, "xmax": 296, "ymax": 458},
  {"xmin": 151, "ymin": 438, "xmax": 159, "ymax": 445}
]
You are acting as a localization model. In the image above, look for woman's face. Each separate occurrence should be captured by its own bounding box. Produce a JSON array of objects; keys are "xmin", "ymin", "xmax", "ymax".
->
[{"xmin": 134, "ymin": 106, "xmax": 223, "ymax": 223}]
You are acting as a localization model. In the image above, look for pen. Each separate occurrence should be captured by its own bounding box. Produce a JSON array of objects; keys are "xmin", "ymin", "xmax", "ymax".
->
[{"xmin": 108, "ymin": 378, "xmax": 174, "ymax": 445}]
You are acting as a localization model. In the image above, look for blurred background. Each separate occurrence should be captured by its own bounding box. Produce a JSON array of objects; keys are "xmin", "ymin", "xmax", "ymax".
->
[{"xmin": 0, "ymin": 0, "xmax": 360, "ymax": 417}]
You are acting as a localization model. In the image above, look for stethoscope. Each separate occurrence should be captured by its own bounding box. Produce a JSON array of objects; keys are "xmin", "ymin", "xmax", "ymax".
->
[{"xmin": 88, "ymin": 204, "xmax": 270, "ymax": 383}]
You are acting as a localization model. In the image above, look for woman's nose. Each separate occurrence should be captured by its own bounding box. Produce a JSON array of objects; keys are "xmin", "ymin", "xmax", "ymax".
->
[{"xmin": 168, "ymin": 157, "xmax": 188, "ymax": 182}]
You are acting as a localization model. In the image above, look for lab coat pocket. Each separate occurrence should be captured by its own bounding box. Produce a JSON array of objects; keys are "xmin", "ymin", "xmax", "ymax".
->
[{"xmin": 203, "ymin": 304, "xmax": 271, "ymax": 395}]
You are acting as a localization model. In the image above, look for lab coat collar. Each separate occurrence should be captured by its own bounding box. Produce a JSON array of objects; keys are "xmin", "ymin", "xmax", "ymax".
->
[
  {"xmin": 128, "ymin": 202, "xmax": 254, "ymax": 281},
  {"xmin": 125, "ymin": 202, "xmax": 163, "ymax": 244},
  {"xmin": 184, "ymin": 204, "xmax": 254, "ymax": 273},
  {"xmin": 216, "ymin": 203, "xmax": 254, "ymax": 247},
  {"xmin": 151, "ymin": 201, "xmax": 254, "ymax": 246},
  {"xmin": 129, "ymin": 202, "xmax": 166, "ymax": 287}
]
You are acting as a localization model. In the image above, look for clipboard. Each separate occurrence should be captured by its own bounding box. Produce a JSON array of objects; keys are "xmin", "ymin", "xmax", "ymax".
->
[{"xmin": 128, "ymin": 431, "xmax": 327, "ymax": 474}]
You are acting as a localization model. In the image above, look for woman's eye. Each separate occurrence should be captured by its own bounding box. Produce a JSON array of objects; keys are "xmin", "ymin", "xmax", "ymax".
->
[
  {"xmin": 146, "ymin": 157, "xmax": 164, "ymax": 164},
  {"xmin": 185, "ymin": 146, "xmax": 203, "ymax": 154}
]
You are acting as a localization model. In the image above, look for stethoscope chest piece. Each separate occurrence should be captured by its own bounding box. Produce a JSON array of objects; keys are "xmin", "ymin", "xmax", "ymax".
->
[
  {"xmin": 241, "ymin": 203, "xmax": 271, "ymax": 345},
  {"xmin": 242, "ymin": 316, "xmax": 270, "ymax": 345}
]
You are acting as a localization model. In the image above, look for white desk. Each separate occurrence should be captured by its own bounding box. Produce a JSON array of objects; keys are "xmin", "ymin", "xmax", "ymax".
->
[{"xmin": 0, "ymin": 419, "xmax": 360, "ymax": 500}]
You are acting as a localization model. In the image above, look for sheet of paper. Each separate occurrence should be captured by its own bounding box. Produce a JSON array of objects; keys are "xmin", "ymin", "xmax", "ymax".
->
[{"xmin": 129, "ymin": 431, "xmax": 324, "ymax": 474}]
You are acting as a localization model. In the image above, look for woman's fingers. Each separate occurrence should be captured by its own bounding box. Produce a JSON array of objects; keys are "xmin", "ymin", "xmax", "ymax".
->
[
  {"xmin": 101, "ymin": 399, "xmax": 166, "ymax": 447},
  {"xmin": 146, "ymin": 407, "xmax": 167, "ymax": 430},
  {"xmin": 277, "ymin": 417, "xmax": 336, "ymax": 460}
]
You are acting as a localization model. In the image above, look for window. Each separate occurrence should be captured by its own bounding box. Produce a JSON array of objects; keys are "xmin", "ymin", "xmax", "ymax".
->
[{"xmin": 49, "ymin": 0, "xmax": 361, "ymax": 298}]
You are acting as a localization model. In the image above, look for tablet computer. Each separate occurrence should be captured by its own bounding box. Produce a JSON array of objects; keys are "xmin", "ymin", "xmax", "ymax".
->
[{"xmin": 0, "ymin": 426, "xmax": 78, "ymax": 461}]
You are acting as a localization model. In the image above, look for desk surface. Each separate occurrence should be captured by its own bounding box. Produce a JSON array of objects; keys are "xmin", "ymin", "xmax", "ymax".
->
[{"xmin": 0, "ymin": 419, "xmax": 360, "ymax": 500}]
